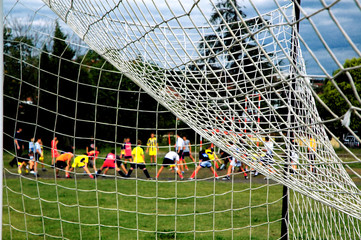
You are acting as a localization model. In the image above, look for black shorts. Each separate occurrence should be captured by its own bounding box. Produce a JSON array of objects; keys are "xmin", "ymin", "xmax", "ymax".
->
[
  {"xmin": 177, "ymin": 150, "xmax": 183, "ymax": 158},
  {"xmin": 116, "ymin": 160, "xmax": 124, "ymax": 168},
  {"xmin": 56, "ymin": 161, "xmax": 68, "ymax": 169},
  {"xmin": 17, "ymin": 158, "xmax": 29, "ymax": 164},
  {"xmin": 130, "ymin": 163, "xmax": 146, "ymax": 170},
  {"xmin": 182, "ymin": 152, "xmax": 190, "ymax": 158},
  {"xmin": 124, "ymin": 156, "xmax": 132, "ymax": 159},
  {"xmin": 162, "ymin": 158, "xmax": 175, "ymax": 166}
]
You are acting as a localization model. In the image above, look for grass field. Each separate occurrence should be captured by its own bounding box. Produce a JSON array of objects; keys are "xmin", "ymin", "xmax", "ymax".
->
[
  {"xmin": 2, "ymin": 178, "xmax": 283, "ymax": 239},
  {"xmin": 2, "ymin": 147, "xmax": 361, "ymax": 239}
]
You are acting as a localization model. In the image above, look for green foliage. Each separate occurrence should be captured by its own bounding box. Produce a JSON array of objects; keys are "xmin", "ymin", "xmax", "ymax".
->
[
  {"xmin": 318, "ymin": 57, "xmax": 361, "ymax": 137},
  {"xmin": 3, "ymin": 22, "xmax": 180, "ymax": 148}
]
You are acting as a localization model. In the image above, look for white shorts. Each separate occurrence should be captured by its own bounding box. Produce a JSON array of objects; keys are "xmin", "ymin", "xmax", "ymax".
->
[
  {"xmin": 230, "ymin": 159, "xmax": 242, "ymax": 168},
  {"xmin": 200, "ymin": 161, "xmax": 212, "ymax": 168}
]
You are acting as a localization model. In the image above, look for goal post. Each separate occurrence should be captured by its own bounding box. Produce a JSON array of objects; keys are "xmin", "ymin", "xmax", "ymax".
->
[
  {"xmin": 3, "ymin": 0, "xmax": 361, "ymax": 239},
  {"xmin": 0, "ymin": 0, "xmax": 4, "ymax": 238}
]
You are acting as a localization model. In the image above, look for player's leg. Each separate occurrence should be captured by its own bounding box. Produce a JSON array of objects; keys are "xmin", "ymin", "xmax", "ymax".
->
[
  {"xmin": 93, "ymin": 157, "xmax": 97, "ymax": 172},
  {"xmin": 156, "ymin": 166, "xmax": 164, "ymax": 179},
  {"xmin": 83, "ymin": 165, "xmax": 94, "ymax": 178},
  {"xmin": 189, "ymin": 165, "xmax": 202, "ymax": 179},
  {"xmin": 126, "ymin": 163, "xmax": 136, "ymax": 177},
  {"xmin": 240, "ymin": 162, "xmax": 248, "ymax": 179},
  {"xmin": 222, "ymin": 161, "xmax": 235, "ymax": 180},
  {"xmin": 103, "ymin": 167, "xmax": 110, "ymax": 175},
  {"xmin": 120, "ymin": 164, "xmax": 128, "ymax": 175},
  {"xmin": 65, "ymin": 162, "xmax": 71, "ymax": 178},
  {"xmin": 182, "ymin": 157, "xmax": 189, "ymax": 171},
  {"xmin": 139, "ymin": 164, "xmax": 151, "ymax": 179},
  {"xmin": 174, "ymin": 165, "xmax": 184, "ymax": 180},
  {"xmin": 17, "ymin": 161, "xmax": 24, "ymax": 174},
  {"xmin": 40, "ymin": 154, "xmax": 45, "ymax": 171},
  {"xmin": 55, "ymin": 161, "xmax": 60, "ymax": 177},
  {"xmin": 209, "ymin": 166, "xmax": 219, "ymax": 178},
  {"xmin": 214, "ymin": 160, "xmax": 219, "ymax": 170}
]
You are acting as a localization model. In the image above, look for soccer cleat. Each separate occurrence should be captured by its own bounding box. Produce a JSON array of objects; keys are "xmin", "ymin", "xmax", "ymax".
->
[
  {"xmin": 245, "ymin": 176, "xmax": 249, "ymax": 180},
  {"xmin": 254, "ymin": 172, "xmax": 259, "ymax": 177},
  {"xmin": 102, "ymin": 174, "xmax": 106, "ymax": 178},
  {"xmin": 222, "ymin": 176, "xmax": 230, "ymax": 181},
  {"xmin": 188, "ymin": 178, "xmax": 194, "ymax": 180},
  {"xmin": 42, "ymin": 168, "xmax": 47, "ymax": 172},
  {"xmin": 30, "ymin": 170, "xmax": 35, "ymax": 174},
  {"xmin": 66, "ymin": 175, "xmax": 72, "ymax": 179}
]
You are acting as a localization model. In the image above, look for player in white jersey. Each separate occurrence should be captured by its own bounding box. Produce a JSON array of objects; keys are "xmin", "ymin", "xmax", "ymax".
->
[{"xmin": 156, "ymin": 151, "xmax": 184, "ymax": 180}]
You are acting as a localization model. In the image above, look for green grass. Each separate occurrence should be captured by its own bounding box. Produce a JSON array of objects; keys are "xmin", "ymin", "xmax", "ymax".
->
[
  {"xmin": 2, "ymin": 178, "xmax": 283, "ymax": 239},
  {"xmin": 3, "ymin": 147, "xmax": 361, "ymax": 239}
]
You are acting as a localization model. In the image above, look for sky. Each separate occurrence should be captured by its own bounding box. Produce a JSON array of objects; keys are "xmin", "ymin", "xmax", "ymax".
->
[{"xmin": 4, "ymin": 0, "xmax": 361, "ymax": 77}]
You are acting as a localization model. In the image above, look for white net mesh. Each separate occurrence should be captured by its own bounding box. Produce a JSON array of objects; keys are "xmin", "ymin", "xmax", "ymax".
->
[{"xmin": 3, "ymin": 0, "xmax": 361, "ymax": 239}]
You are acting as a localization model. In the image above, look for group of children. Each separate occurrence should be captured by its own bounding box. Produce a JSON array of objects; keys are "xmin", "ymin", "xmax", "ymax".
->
[
  {"xmin": 12, "ymin": 130, "xmax": 275, "ymax": 181},
  {"xmin": 11, "ymin": 128, "xmax": 47, "ymax": 177}
]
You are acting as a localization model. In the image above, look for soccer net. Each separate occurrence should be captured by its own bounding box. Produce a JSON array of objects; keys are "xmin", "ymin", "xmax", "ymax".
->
[{"xmin": 2, "ymin": 0, "xmax": 361, "ymax": 239}]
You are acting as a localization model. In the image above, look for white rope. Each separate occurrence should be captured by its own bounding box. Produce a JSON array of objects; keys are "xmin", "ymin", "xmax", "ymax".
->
[{"xmin": 3, "ymin": 0, "xmax": 361, "ymax": 239}]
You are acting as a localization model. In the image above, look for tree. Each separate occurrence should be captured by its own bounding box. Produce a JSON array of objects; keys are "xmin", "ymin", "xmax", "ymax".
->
[
  {"xmin": 318, "ymin": 57, "xmax": 361, "ymax": 137},
  {"xmin": 195, "ymin": 0, "xmax": 272, "ymax": 86}
]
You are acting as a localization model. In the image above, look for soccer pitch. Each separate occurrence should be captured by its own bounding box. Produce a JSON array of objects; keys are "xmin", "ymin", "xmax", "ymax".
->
[
  {"xmin": 3, "ymin": 148, "xmax": 361, "ymax": 239},
  {"xmin": 2, "ymin": 175, "xmax": 283, "ymax": 239}
]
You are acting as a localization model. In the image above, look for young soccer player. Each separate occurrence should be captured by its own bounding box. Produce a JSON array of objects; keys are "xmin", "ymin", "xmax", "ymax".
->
[
  {"xmin": 222, "ymin": 142, "xmax": 248, "ymax": 180},
  {"xmin": 156, "ymin": 151, "xmax": 184, "ymax": 180},
  {"xmin": 55, "ymin": 152, "xmax": 73, "ymax": 178},
  {"xmin": 180, "ymin": 136, "xmax": 196, "ymax": 171},
  {"xmin": 39, "ymin": 140, "xmax": 46, "ymax": 172},
  {"xmin": 69, "ymin": 154, "xmax": 94, "ymax": 179},
  {"xmin": 29, "ymin": 138, "xmax": 35, "ymax": 157},
  {"xmin": 257, "ymin": 136, "xmax": 275, "ymax": 179},
  {"xmin": 175, "ymin": 134, "xmax": 185, "ymax": 173},
  {"xmin": 10, "ymin": 127, "xmax": 24, "ymax": 167},
  {"xmin": 51, "ymin": 137, "xmax": 60, "ymax": 166},
  {"xmin": 189, "ymin": 147, "xmax": 219, "ymax": 180},
  {"xmin": 175, "ymin": 134, "xmax": 185, "ymax": 158},
  {"xmin": 16, "ymin": 152, "xmax": 33, "ymax": 174},
  {"xmin": 146, "ymin": 133, "xmax": 159, "ymax": 164},
  {"xmin": 126, "ymin": 140, "xmax": 151, "ymax": 179},
  {"xmin": 86, "ymin": 137, "xmax": 99, "ymax": 172},
  {"xmin": 96, "ymin": 150, "xmax": 127, "ymax": 177},
  {"xmin": 308, "ymin": 136, "xmax": 316, "ymax": 173},
  {"xmin": 29, "ymin": 138, "xmax": 42, "ymax": 176},
  {"xmin": 219, "ymin": 149, "xmax": 232, "ymax": 170},
  {"xmin": 205, "ymin": 145, "xmax": 222, "ymax": 170},
  {"xmin": 222, "ymin": 156, "xmax": 249, "ymax": 180},
  {"xmin": 124, "ymin": 138, "xmax": 133, "ymax": 166}
]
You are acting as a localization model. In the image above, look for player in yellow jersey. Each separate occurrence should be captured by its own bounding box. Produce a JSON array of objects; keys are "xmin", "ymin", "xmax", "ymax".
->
[
  {"xmin": 205, "ymin": 145, "xmax": 222, "ymax": 170},
  {"xmin": 126, "ymin": 140, "xmax": 151, "ymax": 179},
  {"xmin": 308, "ymin": 136, "xmax": 317, "ymax": 173},
  {"xmin": 146, "ymin": 133, "xmax": 159, "ymax": 163},
  {"xmin": 69, "ymin": 154, "xmax": 94, "ymax": 179}
]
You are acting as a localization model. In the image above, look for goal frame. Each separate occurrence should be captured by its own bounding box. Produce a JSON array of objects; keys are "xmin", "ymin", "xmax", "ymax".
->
[{"xmin": 0, "ymin": 0, "xmax": 4, "ymax": 237}]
